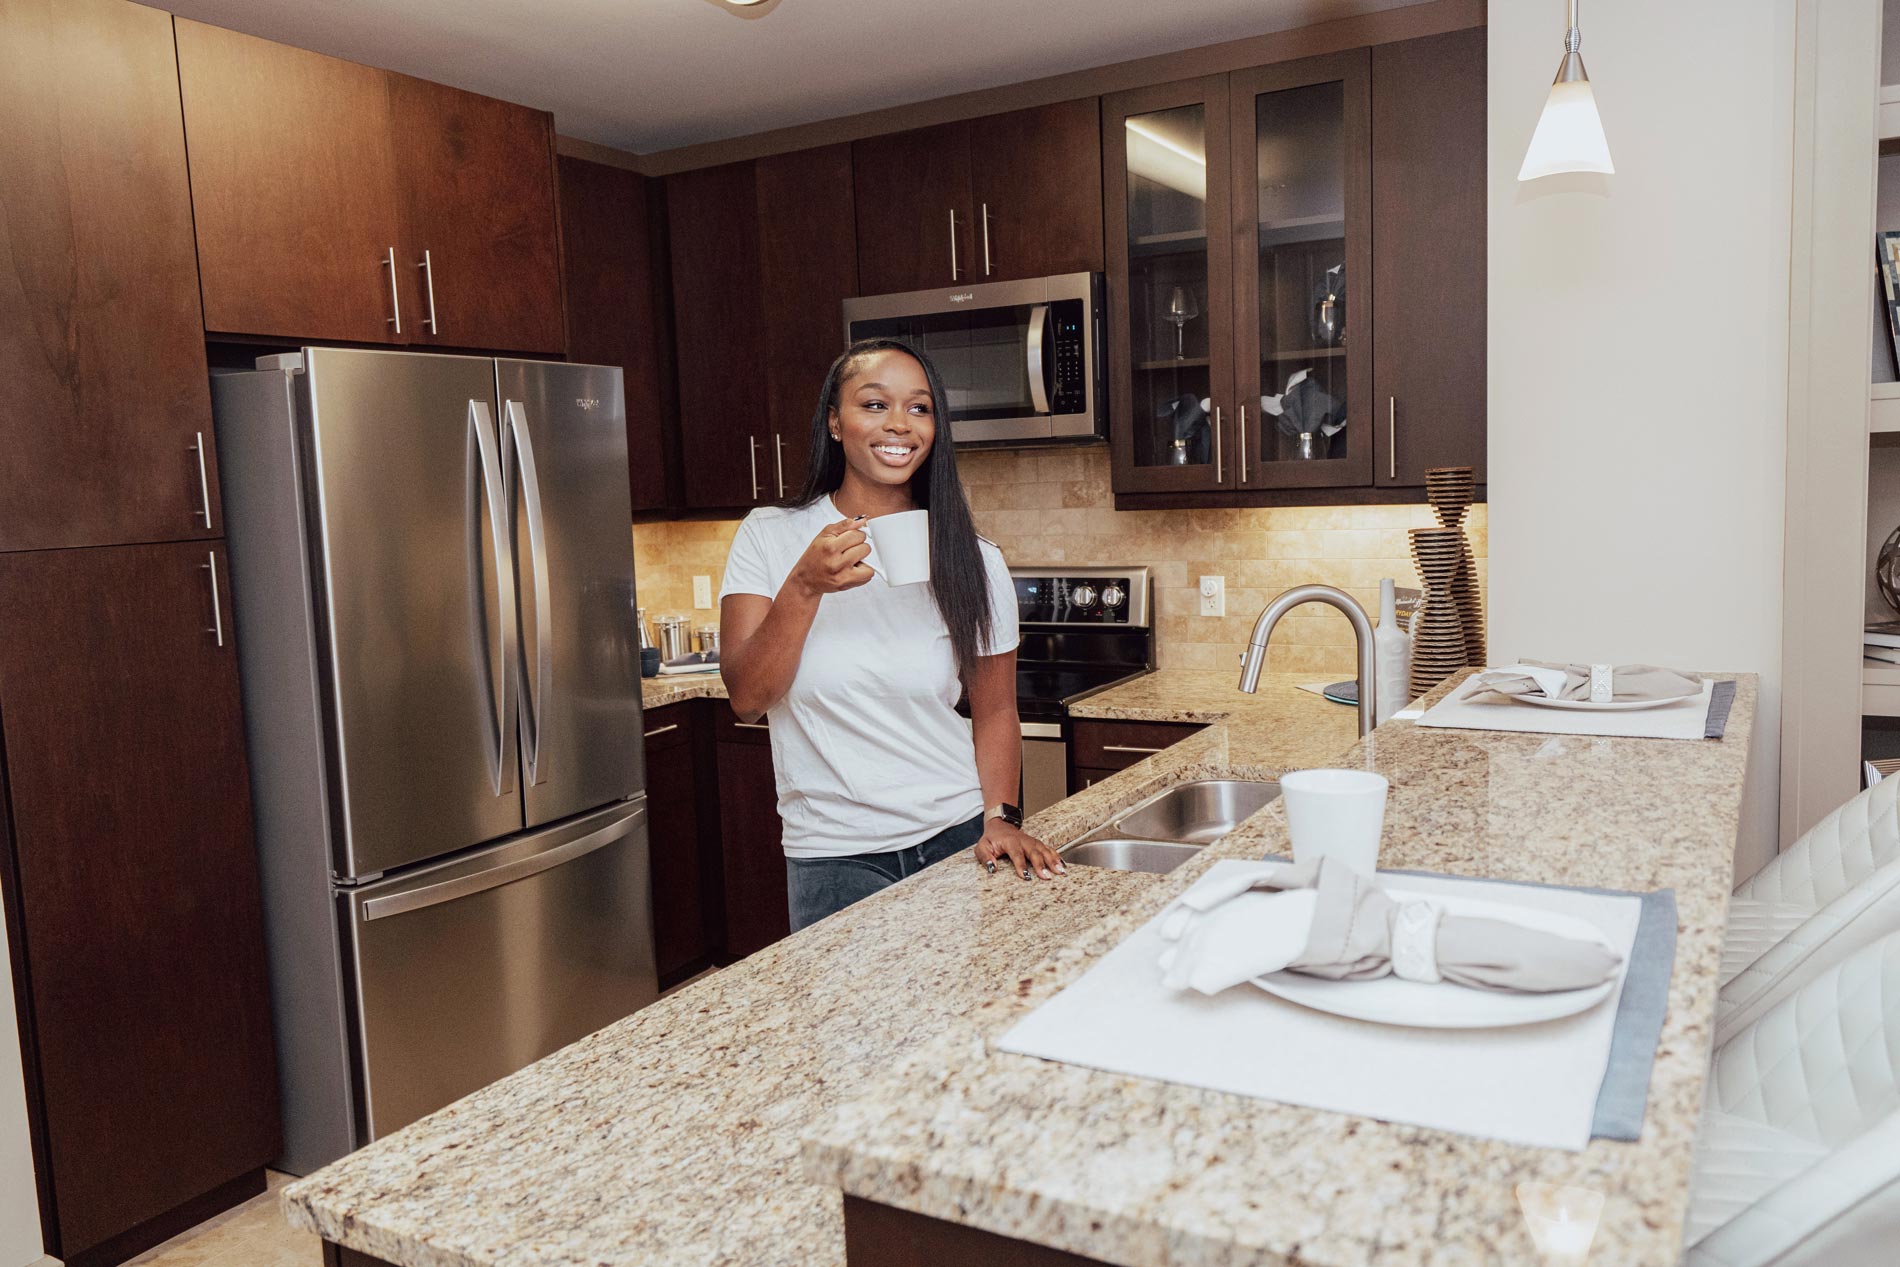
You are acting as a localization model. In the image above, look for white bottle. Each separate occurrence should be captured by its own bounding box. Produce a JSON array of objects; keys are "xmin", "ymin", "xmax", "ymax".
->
[{"xmin": 1373, "ymin": 577, "xmax": 1411, "ymax": 725}]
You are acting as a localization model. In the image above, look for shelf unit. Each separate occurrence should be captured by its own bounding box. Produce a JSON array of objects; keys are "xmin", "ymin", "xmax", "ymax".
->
[{"xmin": 1862, "ymin": 12, "xmax": 1900, "ymax": 720}]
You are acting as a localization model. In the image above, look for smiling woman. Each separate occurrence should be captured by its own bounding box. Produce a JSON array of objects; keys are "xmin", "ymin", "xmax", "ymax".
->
[{"xmin": 718, "ymin": 339, "xmax": 1066, "ymax": 930}]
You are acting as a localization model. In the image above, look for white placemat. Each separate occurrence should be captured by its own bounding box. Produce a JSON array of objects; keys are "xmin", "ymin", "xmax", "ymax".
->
[
  {"xmin": 996, "ymin": 860, "xmax": 1643, "ymax": 1151},
  {"xmin": 1413, "ymin": 673, "xmax": 1716, "ymax": 741}
]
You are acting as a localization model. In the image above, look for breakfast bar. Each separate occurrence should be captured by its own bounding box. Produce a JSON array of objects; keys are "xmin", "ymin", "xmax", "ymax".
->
[{"xmin": 284, "ymin": 670, "xmax": 1756, "ymax": 1267}]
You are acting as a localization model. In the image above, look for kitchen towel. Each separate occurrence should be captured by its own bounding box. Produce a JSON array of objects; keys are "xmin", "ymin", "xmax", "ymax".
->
[
  {"xmin": 996, "ymin": 859, "xmax": 1662, "ymax": 1151},
  {"xmin": 1415, "ymin": 674, "xmax": 1732, "ymax": 741}
]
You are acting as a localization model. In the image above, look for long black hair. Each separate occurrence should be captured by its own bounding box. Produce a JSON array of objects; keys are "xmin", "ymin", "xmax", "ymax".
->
[{"xmin": 781, "ymin": 338, "xmax": 995, "ymax": 681}]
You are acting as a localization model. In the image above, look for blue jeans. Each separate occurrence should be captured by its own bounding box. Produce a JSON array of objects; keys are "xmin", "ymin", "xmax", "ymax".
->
[{"xmin": 785, "ymin": 814, "xmax": 985, "ymax": 932}]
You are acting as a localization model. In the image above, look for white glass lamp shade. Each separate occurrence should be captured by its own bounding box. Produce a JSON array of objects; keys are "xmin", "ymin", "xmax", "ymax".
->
[{"xmin": 1519, "ymin": 71, "xmax": 1614, "ymax": 180}]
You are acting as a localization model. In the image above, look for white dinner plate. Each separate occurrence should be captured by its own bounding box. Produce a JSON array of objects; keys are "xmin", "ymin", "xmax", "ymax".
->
[
  {"xmin": 1510, "ymin": 691, "xmax": 1699, "ymax": 712},
  {"xmin": 1249, "ymin": 889, "xmax": 1621, "ymax": 1029}
]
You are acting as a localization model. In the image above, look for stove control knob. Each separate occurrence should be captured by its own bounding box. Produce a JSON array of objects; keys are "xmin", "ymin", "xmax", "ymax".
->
[
  {"xmin": 1070, "ymin": 584, "xmax": 1098, "ymax": 608},
  {"xmin": 1100, "ymin": 584, "xmax": 1126, "ymax": 610}
]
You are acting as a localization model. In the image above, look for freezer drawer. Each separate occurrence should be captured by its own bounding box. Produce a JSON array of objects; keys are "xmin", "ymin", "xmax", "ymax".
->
[{"xmin": 341, "ymin": 797, "xmax": 655, "ymax": 1142}]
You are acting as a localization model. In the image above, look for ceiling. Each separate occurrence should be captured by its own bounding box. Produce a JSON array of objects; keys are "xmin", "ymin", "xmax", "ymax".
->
[{"xmin": 161, "ymin": 0, "xmax": 1437, "ymax": 155}]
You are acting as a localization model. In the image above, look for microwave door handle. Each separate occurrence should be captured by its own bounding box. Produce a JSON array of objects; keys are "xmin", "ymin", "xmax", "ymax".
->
[{"xmin": 1025, "ymin": 303, "xmax": 1051, "ymax": 415}]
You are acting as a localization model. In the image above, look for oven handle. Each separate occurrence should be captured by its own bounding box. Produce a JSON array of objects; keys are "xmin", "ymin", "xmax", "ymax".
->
[
  {"xmin": 1020, "ymin": 721, "xmax": 1063, "ymax": 740},
  {"xmin": 1024, "ymin": 303, "xmax": 1051, "ymax": 416}
]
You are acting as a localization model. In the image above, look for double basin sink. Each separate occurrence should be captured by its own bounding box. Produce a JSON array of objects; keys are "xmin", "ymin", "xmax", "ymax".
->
[{"xmin": 1060, "ymin": 778, "xmax": 1279, "ymax": 874}]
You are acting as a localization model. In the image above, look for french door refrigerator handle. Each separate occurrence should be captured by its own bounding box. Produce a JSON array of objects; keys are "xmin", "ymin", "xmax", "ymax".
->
[
  {"xmin": 505, "ymin": 399, "xmax": 552, "ymax": 787},
  {"xmin": 467, "ymin": 400, "xmax": 517, "ymax": 797},
  {"xmin": 360, "ymin": 803, "xmax": 646, "ymax": 921},
  {"xmin": 1025, "ymin": 303, "xmax": 1051, "ymax": 415}
]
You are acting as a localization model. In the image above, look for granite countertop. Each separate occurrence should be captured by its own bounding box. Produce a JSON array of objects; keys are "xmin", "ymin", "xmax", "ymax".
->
[
  {"xmin": 640, "ymin": 673, "xmax": 727, "ymax": 710},
  {"xmin": 283, "ymin": 669, "xmax": 1754, "ymax": 1267}
]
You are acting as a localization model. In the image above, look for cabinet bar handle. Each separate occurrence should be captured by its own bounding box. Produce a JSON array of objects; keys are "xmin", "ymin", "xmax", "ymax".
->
[
  {"xmin": 748, "ymin": 436, "xmax": 761, "ymax": 500},
  {"xmin": 643, "ymin": 723, "xmax": 679, "ymax": 738},
  {"xmin": 382, "ymin": 248, "xmax": 402, "ymax": 334},
  {"xmin": 1213, "ymin": 406, "xmax": 1223, "ymax": 484},
  {"xmin": 1388, "ymin": 397, "xmax": 1396, "ymax": 480},
  {"xmin": 773, "ymin": 433, "xmax": 786, "ymax": 497},
  {"xmin": 734, "ymin": 720, "xmax": 769, "ymax": 730},
  {"xmin": 1237, "ymin": 406, "xmax": 1248, "ymax": 484},
  {"xmin": 981, "ymin": 203, "xmax": 993, "ymax": 275},
  {"xmin": 189, "ymin": 431, "xmax": 213, "ymax": 527},
  {"xmin": 948, "ymin": 208, "xmax": 961, "ymax": 280},
  {"xmin": 1101, "ymin": 744, "xmax": 1165, "ymax": 755},
  {"xmin": 202, "ymin": 551, "xmax": 224, "ymax": 648},
  {"xmin": 418, "ymin": 249, "xmax": 439, "ymax": 333}
]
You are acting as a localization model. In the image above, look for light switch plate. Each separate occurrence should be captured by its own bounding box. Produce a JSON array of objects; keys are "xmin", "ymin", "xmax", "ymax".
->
[
  {"xmin": 1198, "ymin": 575, "xmax": 1225, "ymax": 617},
  {"xmin": 692, "ymin": 575, "xmax": 713, "ymax": 609}
]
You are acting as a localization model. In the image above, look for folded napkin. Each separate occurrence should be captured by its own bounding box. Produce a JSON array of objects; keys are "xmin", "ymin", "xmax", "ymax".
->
[
  {"xmin": 658, "ymin": 650, "xmax": 720, "ymax": 676},
  {"xmin": 1468, "ymin": 661, "xmax": 1701, "ymax": 705},
  {"xmin": 1157, "ymin": 857, "xmax": 1622, "ymax": 997}
]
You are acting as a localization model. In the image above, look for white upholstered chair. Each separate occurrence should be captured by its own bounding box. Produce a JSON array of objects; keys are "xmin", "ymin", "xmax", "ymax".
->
[
  {"xmin": 1684, "ymin": 930, "xmax": 1900, "ymax": 1265},
  {"xmin": 1716, "ymin": 774, "xmax": 1900, "ymax": 1046}
]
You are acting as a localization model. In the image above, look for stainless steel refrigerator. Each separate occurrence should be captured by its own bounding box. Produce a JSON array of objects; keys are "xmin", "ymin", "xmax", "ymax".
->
[{"xmin": 212, "ymin": 347, "xmax": 655, "ymax": 1174}]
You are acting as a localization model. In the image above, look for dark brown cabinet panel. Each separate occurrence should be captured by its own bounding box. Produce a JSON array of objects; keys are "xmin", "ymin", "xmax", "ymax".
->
[
  {"xmin": 389, "ymin": 73, "xmax": 564, "ymax": 355},
  {"xmin": 1069, "ymin": 718, "xmax": 1205, "ymax": 772},
  {"xmin": 851, "ymin": 121, "xmax": 973, "ymax": 296},
  {"xmin": 713, "ymin": 705, "xmax": 788, "ymax": 959},
  {"xmin": 643, "ymin": 702, "xmax": 722, "ymax": 984},
  {"xmin": 0, "ymin": 0, "xmax": 219, "ymax": 553},
  {"xmin": 756, "ymin": 142, "xmax": 858, "ymax": 496},
  {"xmin": 176, "ymin": 18, "xmax": 405, "ymax": 344},
  {"xmin": 968, "ymin": 99, "xmax": 1105, "ymax": 283},
  {"xmin": 0, "ymin": 542, "xmax": 276, "ymax": 1262},
  {"xmin": 557, "ymin": 157, "xmax": 676, "ymax": 513},
  {"xmin": 668, "ymin": 162, "xmax": 768, "ymax": 509},
  {"xmin": 1371, "ymin": 27, "xmax": 1487, "ymax": 487}
]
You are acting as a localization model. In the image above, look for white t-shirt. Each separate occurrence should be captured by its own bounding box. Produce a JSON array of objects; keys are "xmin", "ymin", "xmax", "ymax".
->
[{"xmin": 717, "ymin": 496, "xmax": 1019, "ymax": 859}]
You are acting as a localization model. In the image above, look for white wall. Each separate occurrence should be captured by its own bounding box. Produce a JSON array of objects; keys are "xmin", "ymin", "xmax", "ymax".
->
[
  {"xmin": 1487, "ymin": 0, "xmax": 1795, "ymax": 879},
  {"xmin": 0, "ymin": 918, "xmax": 42, "ymax": 1265}
]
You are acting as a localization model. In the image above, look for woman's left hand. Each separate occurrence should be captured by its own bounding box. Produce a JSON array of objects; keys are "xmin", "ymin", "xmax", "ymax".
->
[{"xmin": 975, "ymin": 820, "xmax": 1066, "ymax": 880}]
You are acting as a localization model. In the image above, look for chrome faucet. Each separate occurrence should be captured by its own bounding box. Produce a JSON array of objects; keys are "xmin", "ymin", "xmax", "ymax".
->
[{"xmin": 1237, "ymin": 584, "xmax": 1378, "ymax": 737}]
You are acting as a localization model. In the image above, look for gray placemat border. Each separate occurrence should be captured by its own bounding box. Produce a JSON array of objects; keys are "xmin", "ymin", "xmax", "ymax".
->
[{"xmin": 1705, "ymin": 679, "xmax": 1738, "ymax": 739}]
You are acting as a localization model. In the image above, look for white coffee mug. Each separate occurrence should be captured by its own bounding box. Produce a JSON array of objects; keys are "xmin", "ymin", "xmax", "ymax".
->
[
  {"xmin": 1277, "ymin": 769, "xmax": 1388, "ymax": 875},
  {"xmin": 863, "ymin": 509, "xmax": 930, "ymax": 586}
]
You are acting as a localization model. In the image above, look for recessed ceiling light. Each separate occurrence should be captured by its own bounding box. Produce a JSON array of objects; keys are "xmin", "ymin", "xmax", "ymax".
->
[{"xmin": 703, "ymin": 0, "xmax": 784, "ymax": 16}]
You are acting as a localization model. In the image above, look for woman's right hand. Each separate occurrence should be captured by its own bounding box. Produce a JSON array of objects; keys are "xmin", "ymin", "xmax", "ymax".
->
[{"xmin": 789, "ymin": 517, "xmax": 875, "ymax": 598}]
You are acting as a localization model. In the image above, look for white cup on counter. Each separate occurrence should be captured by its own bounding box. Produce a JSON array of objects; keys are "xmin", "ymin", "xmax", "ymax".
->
[
  {"xmin": 1278, "ymin": 769, "xmax": 1389, "ymax": 875},
  {"xmin": 863, "ymin": 509, "xmax": 931, "ymax": 586}
]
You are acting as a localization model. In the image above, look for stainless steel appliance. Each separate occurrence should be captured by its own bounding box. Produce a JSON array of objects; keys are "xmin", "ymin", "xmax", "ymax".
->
[
  {"xmin": 1007, "ymin": 566, "xmax": 1153, "ymax": 814},
  {"xmin": 212, "ymin": 348, "xmax": 656, "ymax": 1174},
  {"xmin": 843, "ymin": 271, "xmax": 1105, "ymax": 448}
]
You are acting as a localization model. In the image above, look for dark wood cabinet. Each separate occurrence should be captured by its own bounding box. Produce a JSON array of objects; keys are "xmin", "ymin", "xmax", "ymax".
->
[
  {"xmin": 557, "ymin": 157, "xmax": 677, "ymax": 513},
  {"xmin": 853, "ymin": 99, "xmax": 1103, "ymax": 295},
  {"xmin": 643, "ymin": 702, "xmax": 723, "ymax": 985},
  {"xmin": 0, "ymin": 0, "xmax": 220, "ymax": 553},
  {"xmin": 0, "ymin": 542, "xmax": 277, "ymax": 1265},
  {"xmin": 669, "ymin": 147, "xmax": 857, "ymax": 511},
  {"xmin": 1070, "ymin": 719, "xmax": 1204, "ymax": 773},
  {"xmin": 1371, "ymin": 27, "xmax": 1487, "ymax": 487},
  {"xmin": 177, "ymin": 19, "xmax": 562, "ymax": 354},
  {"xmin": 389, "ymin": 73, "xmax": 565, "ymax": 354},
  {"xmin": 713, "ymin": 704, "xmax": 789, "ymax": 959}
]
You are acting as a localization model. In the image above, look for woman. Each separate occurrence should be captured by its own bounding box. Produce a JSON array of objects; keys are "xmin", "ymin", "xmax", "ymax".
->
[{"xmin": 718, "ymin": 338, "xmax": 1065, "ymax": 931}]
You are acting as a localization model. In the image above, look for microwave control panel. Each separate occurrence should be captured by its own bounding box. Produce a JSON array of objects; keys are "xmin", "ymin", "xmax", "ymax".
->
[{"xmin": 1048, "ymin": 298, "xmax": 1088, "ymax": 415}]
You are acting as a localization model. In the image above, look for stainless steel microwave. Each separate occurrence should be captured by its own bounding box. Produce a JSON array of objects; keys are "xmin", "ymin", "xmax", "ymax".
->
[{"xmin": 842, "ymin": 271, "xmax": 1105, "ymax": 448}]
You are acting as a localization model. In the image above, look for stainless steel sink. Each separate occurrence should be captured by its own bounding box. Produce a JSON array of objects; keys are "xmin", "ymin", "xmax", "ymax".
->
[
  {"xmin": 1058, "ymin": 838, "xmax": 1204, "ymax": 874},
  {"xmin": 1107, "ymin": 778, "xmax": 1281, "ymax": 845}
]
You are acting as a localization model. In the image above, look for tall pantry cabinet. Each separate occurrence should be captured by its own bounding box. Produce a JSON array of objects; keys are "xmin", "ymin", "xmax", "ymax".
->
[{"xmin": 0, "ymin": 2, "xmax": 279, "ymax": 1265}]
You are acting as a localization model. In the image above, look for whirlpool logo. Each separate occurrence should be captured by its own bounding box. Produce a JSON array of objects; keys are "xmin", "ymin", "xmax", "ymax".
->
[
  {"xmin": 575, "ymin": 398, "xmax": 601, "ymax": 411},
  {"xmin": 947, "ymin": 292, "xmax": 975, "ymax": 304}
]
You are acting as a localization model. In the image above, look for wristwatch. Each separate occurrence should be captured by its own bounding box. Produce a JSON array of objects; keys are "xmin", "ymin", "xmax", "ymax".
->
[{"xmin": 986, "ymin": 802, "xmax": 1024, "ymax": 828}]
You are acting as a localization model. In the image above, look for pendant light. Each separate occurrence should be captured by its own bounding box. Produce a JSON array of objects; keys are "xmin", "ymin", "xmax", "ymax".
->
[{"xmin": 1518, "ymin": 0, "xmax": 1614, "ymax": 180}]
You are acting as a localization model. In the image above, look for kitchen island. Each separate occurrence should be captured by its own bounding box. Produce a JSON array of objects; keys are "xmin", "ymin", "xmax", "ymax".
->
[{"xmin": 285, "ymin": 669, "xmax": 1755, "ymax": 1267}]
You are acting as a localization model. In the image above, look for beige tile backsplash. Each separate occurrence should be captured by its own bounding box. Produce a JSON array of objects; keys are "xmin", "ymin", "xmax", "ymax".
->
[{"xmin": 631, "ymin": 447, "xmax": 1486, "ymax": 678}]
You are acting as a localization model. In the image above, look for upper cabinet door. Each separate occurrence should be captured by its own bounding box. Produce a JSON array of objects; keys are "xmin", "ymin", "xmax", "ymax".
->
[
  {"xmin": 852, "ymin": 121, "xmax": 974, "ymax": 296},
  {"xmin": 176, "ymin": 19, "xmax": 405, "ymax": 344},
  {"xmin": 1231, "ymin": 49, "xmax": 1372, "ymax": 491},
  {"xmin": 0, "ymin": 0, "xmax": 218, "ymax": 552},
  {"xmin": 1103, "ymin": 77, "xmax": 1237, "ymax": 495},
  {"xmin": 390, "ymin": 74, "xmax": 565, "ymax": 355},
  {"xmin": 1372, "ymin": 28, "xmax": 1486, "ymax": 487},
  {"xmin": 756, "ymin": 143, "xmax": 859, "ymax": 499},
  {"xmin": 968, "ymin": 98, "xmax": 1106, "ymax": 283}
]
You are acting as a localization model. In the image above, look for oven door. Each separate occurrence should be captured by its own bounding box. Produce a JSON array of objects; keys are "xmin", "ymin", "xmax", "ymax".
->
[
  {"xmin": 1020, "ymin": 721, "xmax": 1069, "ymax": 817},
  {"xmin": 844, "ymin": 272, "xmax": 1102, "ymax": 447}
]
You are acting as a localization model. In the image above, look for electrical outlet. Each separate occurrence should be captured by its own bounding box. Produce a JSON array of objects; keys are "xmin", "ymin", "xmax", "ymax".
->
[
  {"xmin": 1198, "ymin": 575, "xmax": 1225, "ymax": 618},
  {"xmin": 692, "ymin": 575, "xmax": 713, "ymax": 609}
]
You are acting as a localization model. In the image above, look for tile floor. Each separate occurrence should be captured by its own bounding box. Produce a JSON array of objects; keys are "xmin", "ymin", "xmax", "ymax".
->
[{"xmin": 121, "ymin": 1171, "xmax": 317, "ymax": 1267}]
